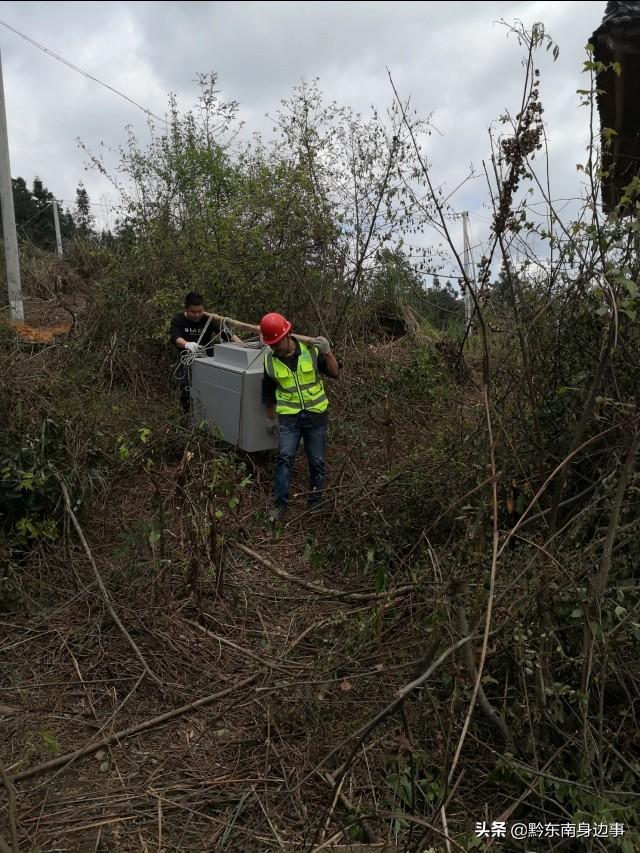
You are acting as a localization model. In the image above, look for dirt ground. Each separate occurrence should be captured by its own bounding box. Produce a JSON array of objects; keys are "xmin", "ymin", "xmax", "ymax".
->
[{"xmin": 2, "ymin": 331, "xmax": 459, "ymax": 851}]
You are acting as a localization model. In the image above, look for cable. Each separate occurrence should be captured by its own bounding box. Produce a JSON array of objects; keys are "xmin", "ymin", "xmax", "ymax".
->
[
  {"xmin": 0, "ymin": 19, "xmax": 167, "ymax": 124},
  {"xmin": 16, "ymin": 200, "xmax": 53, "ymax": 230},
  {"xmin": 58, "ymin": 199, "xmax": 127, "ymax": 209},
  {"xmin": 179, "ymin": 315, "xmax": 214, "ymax": 367}
]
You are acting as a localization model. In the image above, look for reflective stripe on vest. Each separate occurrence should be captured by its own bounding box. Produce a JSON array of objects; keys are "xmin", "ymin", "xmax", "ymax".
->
[{"xmin": 264, "ymin": 341, "xmax": 329, "ymax": 415}]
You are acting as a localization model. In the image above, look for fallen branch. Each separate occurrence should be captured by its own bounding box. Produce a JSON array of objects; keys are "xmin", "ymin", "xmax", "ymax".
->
[
  {"xmin": 447, "ymin": 385, "xmax": 501, "ymax": 785},
  {"xmin": 452, "ymin": 581, "xmax": 512, "ymax": 749},
  {"xmin": 233, "ymin": 542, "xmax": 416, "ymax": 602},
  {"xmin": 301, "ymin": 632, "xmax": 479, "ymax": 843},
  {"xmin": 11, "ymin": 614, "xmax": 327, "ymax": 785},
  {"xmin": 318, "ymin": 769, "xmax": 381, "ymax": 844},
  {"xmin": 486, "ymin": 743, "xmax": 570, "ymax": 850},
  {"xmin": 184, "ymin": 617, "xmax": 301, "ymax": 673},
  {"xmin": 54, "ymin": 474, "xmax": 162, "ymax": 686},
  {"xmin": 10, "ymin": 672, "xmax": 260, "ymax": 784},
  {"xmin": 0, "ymin": 755, "xmax": 19, "ymax": 852}
]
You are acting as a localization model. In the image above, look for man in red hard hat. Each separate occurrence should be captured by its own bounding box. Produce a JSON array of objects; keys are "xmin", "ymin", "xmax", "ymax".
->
[{"xmin": 260, "ymin": 312, "xmax": 339, "ymax": 522}]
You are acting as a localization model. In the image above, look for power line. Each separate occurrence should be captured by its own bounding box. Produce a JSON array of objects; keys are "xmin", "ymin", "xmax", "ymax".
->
[
  {"xmin": 0, "ymin": 19, "xmax": 167, "ymax": 125},
  {"xmin": 17, "ymin": 200, "xmax": 53, "ymax": 229},
  {"xmin": 58, "ymin": 198, "xmax": 126, "ymax": 209}
]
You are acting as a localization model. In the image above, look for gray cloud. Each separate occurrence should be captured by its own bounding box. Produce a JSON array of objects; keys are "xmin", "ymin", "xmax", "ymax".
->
[{"xmin": 1, "ymin": 0, "xmax": 607, "ymax": 248}]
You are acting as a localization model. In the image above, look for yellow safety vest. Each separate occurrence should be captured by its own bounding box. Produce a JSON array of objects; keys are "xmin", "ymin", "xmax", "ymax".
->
[{"xmin": 264, "ymin": 341, "xmax": 329, "ymax": 415}]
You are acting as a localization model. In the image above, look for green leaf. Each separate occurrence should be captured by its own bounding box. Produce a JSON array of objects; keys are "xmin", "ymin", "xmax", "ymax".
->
[
  {"xmin": 42, "ymin": 731, "xmax": 60, "ymax": 755},
  {"xmin": 138, "ymin": 427, "xmax": 152, "ymax": 444},
  {"xmin": 18, "ymin": 471, "xmax": 35, "ymax": 491}
]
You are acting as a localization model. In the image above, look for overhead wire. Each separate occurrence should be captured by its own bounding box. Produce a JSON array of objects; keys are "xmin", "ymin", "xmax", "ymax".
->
[{"xmin": 0, "ymin": 19, "xmax": 167, "ymax": 125}]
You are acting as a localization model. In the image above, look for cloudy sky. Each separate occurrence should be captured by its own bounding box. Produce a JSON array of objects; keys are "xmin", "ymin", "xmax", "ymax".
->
[{"xmin": 1, "ymin": 1, "xmax": 607, "ymax": 253}]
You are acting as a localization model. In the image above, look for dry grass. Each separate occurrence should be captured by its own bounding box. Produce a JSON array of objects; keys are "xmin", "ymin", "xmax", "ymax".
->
[{"xmin": 1, "ymin": 332, "xmax": 467, "ymax": 851}]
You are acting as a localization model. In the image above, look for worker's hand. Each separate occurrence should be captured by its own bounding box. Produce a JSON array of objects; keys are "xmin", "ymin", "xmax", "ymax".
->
[
  {"xmin": 266, "ymin": 419, "xmax": 278, "ymax": 436},
  {"xmin": 311, "ymin": 336, "xmax": 331, "ymax": 355},
  {"xmin": 184, "ymin": 341, "xmax": 201, "ymax": 353}
]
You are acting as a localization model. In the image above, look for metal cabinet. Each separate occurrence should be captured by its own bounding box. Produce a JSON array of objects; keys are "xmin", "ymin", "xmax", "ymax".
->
[{"xmin": 191, "ymin": 343, "xmax": 277, "ymax": 452}]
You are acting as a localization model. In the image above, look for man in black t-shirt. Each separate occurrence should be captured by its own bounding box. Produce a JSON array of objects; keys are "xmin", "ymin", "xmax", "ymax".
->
[{"xmin": 169, "ymin": 291, "xmax": 240, "ymax": 413}]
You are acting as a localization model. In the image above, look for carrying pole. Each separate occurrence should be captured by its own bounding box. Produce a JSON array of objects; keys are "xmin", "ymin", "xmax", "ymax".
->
[{"xmin": 205, "ymin": 312, "xmax": 317, "ymax": 345}]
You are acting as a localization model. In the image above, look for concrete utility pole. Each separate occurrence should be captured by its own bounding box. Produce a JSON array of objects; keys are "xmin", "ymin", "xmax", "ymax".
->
[
  {"xmin": 52, "ymin": 200, "xmax": 63, "ymax": 256},
  {"xmin": 0, "ymin": 47, "xmax": 24, "ymax": 322},
  {"xmin": 462, "ymin": 211, "xmax": 475, "ymax": 328}
]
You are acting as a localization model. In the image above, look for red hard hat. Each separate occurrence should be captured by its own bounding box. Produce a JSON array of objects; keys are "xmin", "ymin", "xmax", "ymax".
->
[{"xmin": 260, "ymin": 312, "xmax": 292, "ymax": 346}]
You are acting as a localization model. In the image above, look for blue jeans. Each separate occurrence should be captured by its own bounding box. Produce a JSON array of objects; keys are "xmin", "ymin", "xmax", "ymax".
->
[{"xmin": 274, "ymin": 413, "xmax": 327, "ymax": 507}]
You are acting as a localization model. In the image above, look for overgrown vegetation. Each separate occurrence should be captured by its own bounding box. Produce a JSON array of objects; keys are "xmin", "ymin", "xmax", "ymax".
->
[{"xmin": 1, "ymin": 20, "xmax": 639, "ymax": 852}]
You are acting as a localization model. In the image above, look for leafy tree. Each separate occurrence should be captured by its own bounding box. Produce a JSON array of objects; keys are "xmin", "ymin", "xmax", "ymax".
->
[
  {"xmin": 79, "ymin": 74, "xmax": 434, "ymax": 341},
  {"xmin": 74, "ymin": 183, "xmax": 95, "ymax": 236},
  {"xmin": 4, "ymin": 176, "xmax": 75, "ymax": 249},
  {"xmin": 424, "ymin": 278, "xmax": 464, "ymax": 331}
]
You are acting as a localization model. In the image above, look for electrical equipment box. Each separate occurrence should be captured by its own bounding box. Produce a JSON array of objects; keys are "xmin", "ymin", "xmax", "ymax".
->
[{"xmin": 190, "ymin": 342, "xmax": 277, "ymax": 452}]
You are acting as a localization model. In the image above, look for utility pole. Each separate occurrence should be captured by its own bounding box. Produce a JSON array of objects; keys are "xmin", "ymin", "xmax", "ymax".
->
[
  {"xmin": 52, "ymin": 200, "xmax": 63, "ymax": 256},
  {"xmin": 462, "ymin": 211, "xmax": 475, "ymax": 329},
  {"xmin": 0, "ymin": 47, "xmax": 23, "ymax": 322}
]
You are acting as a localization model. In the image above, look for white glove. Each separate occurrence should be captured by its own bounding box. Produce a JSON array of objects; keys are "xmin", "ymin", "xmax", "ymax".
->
[
  {"xmin": 266, "ymin": 419, "xmax": 278, "ymax": 436},
  {"xmin": 312, "ymin": 336, "xmax": 331, "ymax": 355},
  {"xmin": 185, "ymin": 342, "xmax": 206, "ymax": 355}
]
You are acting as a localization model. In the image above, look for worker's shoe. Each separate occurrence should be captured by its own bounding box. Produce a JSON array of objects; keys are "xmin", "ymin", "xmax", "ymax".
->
[{"xmin": 268, "ymin": 504, "xmax": 287, "ymax": 524}]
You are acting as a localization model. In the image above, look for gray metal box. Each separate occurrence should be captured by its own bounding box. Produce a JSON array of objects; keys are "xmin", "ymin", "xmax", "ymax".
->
[{"xmin": 190, "ymin": 343, "xmax": 277, "ymax": 452}]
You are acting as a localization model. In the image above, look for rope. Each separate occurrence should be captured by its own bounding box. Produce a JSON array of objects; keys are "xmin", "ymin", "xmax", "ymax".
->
[
  {"xmin": 174, "ymin": 317, "xmax": 266, "ymax": 428},
  {"xmin": 178, "ymin": 314, "xmax": 215, "ymax": 367}
]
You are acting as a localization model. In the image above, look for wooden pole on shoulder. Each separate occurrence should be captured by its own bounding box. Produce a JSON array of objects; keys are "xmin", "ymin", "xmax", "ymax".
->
[{"xmin": 205, "ymin": 312, "xmax": 317, "ymax": 344}]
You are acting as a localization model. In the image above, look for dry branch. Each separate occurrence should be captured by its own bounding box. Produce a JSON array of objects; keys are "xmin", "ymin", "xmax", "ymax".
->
[
  {"xmin": 318, "ymin": 769, "xmax": 381, "ymax": 844},
  {"xmin": 0, "ymin": 755, "xmax": 19, "ymax": 853},
  {"xmin": 10, "ymin": 672, "xmax": 260, "ymax": 784},
  {"xmin": 233, "ymin": 542, "xmax": 416, "ymax": 602},
  {"xmin": 447, "ymin": 385, "xmax": 501, "ymax": 784},
  {"xmin": 183, "ymin": 617, "xmax": 301, "ymax": 673},
  {"xmin": 55, "ymin": 475, "xmax": 162, "ymax": 686}
]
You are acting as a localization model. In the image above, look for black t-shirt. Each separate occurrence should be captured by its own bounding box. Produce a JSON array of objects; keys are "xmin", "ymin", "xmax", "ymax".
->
[
  {"xmin": 261, "ymin": 340, "xmax": 335, "ymax": 424},
  {"xmin": 169, "ymin": 313, "xmax": 230, "ymax": 356}
]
